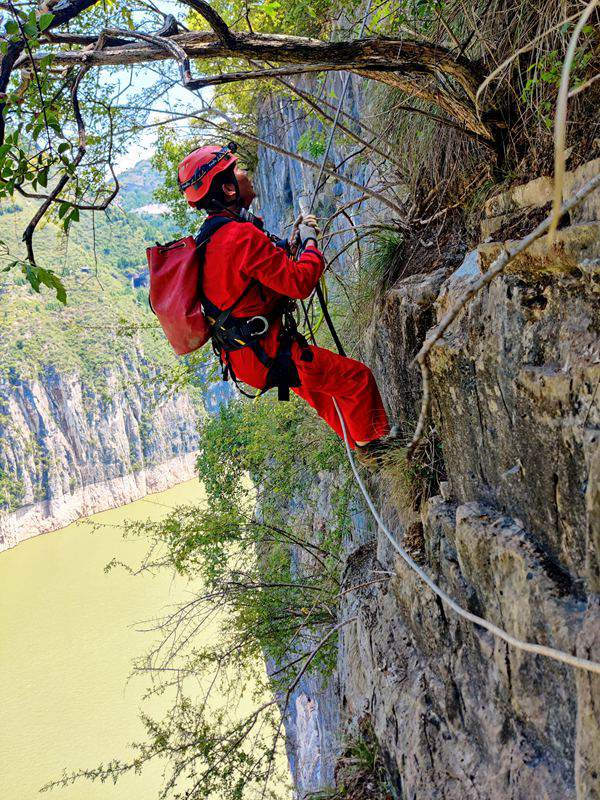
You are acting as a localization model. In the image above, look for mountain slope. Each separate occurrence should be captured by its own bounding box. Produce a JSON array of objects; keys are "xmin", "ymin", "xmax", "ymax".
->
[{"xmin": 0, "ymin": 189, "xmax": 204, "ymax": 548}]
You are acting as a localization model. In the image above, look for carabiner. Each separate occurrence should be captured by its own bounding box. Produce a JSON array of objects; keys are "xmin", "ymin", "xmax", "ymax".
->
[{"xmin": 249, "ymin": 315, "xmax": 269, "ymax": 337}]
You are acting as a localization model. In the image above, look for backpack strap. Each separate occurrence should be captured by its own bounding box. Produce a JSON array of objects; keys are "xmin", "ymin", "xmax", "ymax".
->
[{"xmin": 195, "ymin": 216, "xmax": 259, "ymax": 324}]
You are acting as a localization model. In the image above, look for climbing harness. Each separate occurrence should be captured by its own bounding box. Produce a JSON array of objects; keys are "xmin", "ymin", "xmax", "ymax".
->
[
  {"xmin": 196, "ymin": 214, "xmax": 307, "ymax": 402},
  {"xmin": 296, "ymin": 0, "xmax": 600, "ymax": 675}
]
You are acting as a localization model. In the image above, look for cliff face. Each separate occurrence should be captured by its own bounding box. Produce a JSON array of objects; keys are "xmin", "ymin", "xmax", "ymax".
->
[
  {"xmin": 0, "ymin": 350, "xmax": 201, "ymax": 551},
  {"xmin": 255, "ymin": 84, "xmax": 600, "ymax": 799},
  {"xmin": 344, "ymin": 159, "xmax": 600, "ymax": 800}
]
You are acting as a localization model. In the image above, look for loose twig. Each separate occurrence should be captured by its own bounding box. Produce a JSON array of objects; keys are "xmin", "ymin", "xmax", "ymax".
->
[
  {"xmin": 548, "ymin": 0, "xmax": 598, "ymax": 244},
  {"xmin": 407, "ymin": 172, "xmax": 600, "ymax": 457},
  {"xmin": 568, "ymin": 72, "xmax": 600, "ymax": 98}
]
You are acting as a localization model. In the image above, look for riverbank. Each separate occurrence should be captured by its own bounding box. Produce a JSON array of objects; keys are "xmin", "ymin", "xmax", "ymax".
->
[{"xmin": 0, "ymin": 451, "xmax": 198, "ymax": 552}]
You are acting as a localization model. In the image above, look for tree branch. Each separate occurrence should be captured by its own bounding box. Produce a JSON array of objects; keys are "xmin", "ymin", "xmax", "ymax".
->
[
  {"xmin": 25, "ymin": 30, "xmax": 493, "ymax": 139},
  {"xmin": 21, "ymin": 65, "xmax": 89, "ymax": 264},
  {"xmin": 178, "ymin": 0, "xmax": 237, "ymax": 47}
]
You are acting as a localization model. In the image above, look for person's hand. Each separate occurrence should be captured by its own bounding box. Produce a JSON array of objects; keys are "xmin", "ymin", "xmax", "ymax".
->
[{"xmin": 298, "ymin": 214, "xmax": 320, "ymax": 248}]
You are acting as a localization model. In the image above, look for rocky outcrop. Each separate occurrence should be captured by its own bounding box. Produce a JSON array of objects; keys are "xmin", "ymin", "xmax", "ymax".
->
[
  {"xmin": 337, "ymin": 160, "xmax": 600, "ymax": 799},
  {"xmin": 0, "ymin": 351, "xmax": 201, "ymax": 550},
  {"xmin": 254, "ymin": 129, "xmax": 600, "ymax": 797}
]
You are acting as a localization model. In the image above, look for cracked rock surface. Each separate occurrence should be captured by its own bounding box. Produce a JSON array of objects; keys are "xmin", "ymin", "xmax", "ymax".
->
[{"xmin": 343, "ymin": 164, "xmax": 600, "ymax": 799}]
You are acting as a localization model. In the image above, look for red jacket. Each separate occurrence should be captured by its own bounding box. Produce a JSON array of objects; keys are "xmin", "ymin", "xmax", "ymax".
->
[{"xmin": 201, "ymin": 218, "xmax": 325, "ymax": 388}]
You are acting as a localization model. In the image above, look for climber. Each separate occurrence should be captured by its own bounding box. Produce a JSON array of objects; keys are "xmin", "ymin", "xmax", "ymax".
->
[{"xmin": 177, "ymin": 142, "xmax": 396, "ymax": 466}]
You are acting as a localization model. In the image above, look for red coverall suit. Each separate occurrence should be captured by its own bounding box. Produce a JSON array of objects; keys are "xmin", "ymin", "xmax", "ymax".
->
[{"xmin": 201, "ymin": 218, "xmax": 390, "ymax": 448}]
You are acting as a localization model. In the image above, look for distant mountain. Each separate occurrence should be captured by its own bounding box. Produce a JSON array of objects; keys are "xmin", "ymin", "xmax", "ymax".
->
[
  {"xmin": 118, "ymin": 160, "xmax": 181, "ymax": 239},
  {"xmin": 118, "ymin": 159, "xmax": 163, "ymax": 212}
]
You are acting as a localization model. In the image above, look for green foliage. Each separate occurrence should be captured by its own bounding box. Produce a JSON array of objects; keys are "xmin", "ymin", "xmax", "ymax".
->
[
  {"xmin": 297, "ymin": 128, "xmax": 327, "ymax": 160},
  {"xmin": 67, "ymin": 395, "xmax": 355, "ymax": 797},
  {"xmin": 0, "ymin": 465, "xmax": 26, "ymax": 510},
  {"xmin": 520, "ymin": 30, "xmax": 596, "ymax": 129},
  {"xmin": 342, "ymin": 231, "xmax": 403, "ymax": 346},
  {"xmin": 199, "ymin": 0, "xmax": 357, "ymax": 39}
]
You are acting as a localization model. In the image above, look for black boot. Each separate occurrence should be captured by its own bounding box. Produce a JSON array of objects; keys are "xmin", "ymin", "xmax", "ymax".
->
[{"xmin": 354, "ymin": 426, "xmax": 401, "ymax": 470}]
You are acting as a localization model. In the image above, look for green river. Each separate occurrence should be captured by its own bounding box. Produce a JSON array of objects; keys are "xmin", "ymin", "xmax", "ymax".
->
[{"xmin": 1, "ymin": 479, "xmax": 281, "ymax": 799}]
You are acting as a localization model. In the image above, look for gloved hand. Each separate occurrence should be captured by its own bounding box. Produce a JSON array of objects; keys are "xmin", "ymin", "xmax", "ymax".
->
[{"xmin": 297, "ymin": 214, "xmax": 320, "ymax": 248}]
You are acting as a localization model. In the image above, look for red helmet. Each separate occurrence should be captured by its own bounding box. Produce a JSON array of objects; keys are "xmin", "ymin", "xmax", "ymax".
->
[{"xmin": 178, "ymin": 142, "xmax": 238, "ymax": 206}]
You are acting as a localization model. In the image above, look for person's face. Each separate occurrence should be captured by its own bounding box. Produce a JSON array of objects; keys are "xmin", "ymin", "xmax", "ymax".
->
[
  {"xmin": 233, "ymin": 164, "xmax": 256, "ymax": 208},
  {"xmin": 222, "ymin": 163, "xmax": 256, "ymax": 209}
]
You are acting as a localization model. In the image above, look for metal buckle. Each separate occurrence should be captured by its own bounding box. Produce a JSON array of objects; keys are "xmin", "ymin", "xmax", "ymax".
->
[{"xmin": 249, "ymin": 316, "xmax": 269, "ymax": 337}]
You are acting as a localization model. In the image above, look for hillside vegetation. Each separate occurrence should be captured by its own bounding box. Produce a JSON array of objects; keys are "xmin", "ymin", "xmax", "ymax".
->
[{"xmin": 0, "ymin": 180, "xmax": 178, "ymax": 385}]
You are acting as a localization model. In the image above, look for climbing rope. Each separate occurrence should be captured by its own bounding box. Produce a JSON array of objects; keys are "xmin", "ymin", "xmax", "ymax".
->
[
  {"xmin": 334, "ymin": 399, "xmax": 600, "ymax": 675},
  {"xmin": 305, "ymin": 0, "xmax": 375, "ymax": 217},
  {"xmin": 296, "ymin": 3, "xmax": 600, "ymax": 676},
  {"xmin": 299, "ymin": 0, "xmax": 374, "ymax": 349}
]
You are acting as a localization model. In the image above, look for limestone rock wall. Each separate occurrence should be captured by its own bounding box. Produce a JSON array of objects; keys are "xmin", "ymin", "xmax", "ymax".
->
[
  {"xmin": 0, "ymin": 350, "xmax": 201, "ymax": 550},
  {"xmin": 254, "ymin": 75, "xmax": 600, "ymax": 797},
  {"xmin": 341, "ymin": 159, "xmax": 600, "ymax": 800}
]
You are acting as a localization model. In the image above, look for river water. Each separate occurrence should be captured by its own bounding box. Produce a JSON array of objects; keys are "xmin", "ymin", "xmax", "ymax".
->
[{"xmin": 1, "ymin": 479, "xmax": 282, "ymax": 799}]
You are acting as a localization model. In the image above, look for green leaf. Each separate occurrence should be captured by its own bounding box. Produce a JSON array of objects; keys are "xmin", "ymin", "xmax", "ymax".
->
[
  {"xmin": 58, "ymin": 201, "xmax": 70, "ymax": 219},
  {"xmin": 38, "ymin": 266, "xmax": 67, "ymax": 303},
  {"xmin": 5, "ymin": 20, "xmax": 19, "ymax": 35},
  {"xmin": 38, "ymin": 12, "xmax": 54, "ymax": 31},
  {"xmin": 23, "ymin": 22, "xmax": 38, "ymax": 38},
  {"xmin": 23, "ymin": 263, "xmax": 67, "ymax": 303}
]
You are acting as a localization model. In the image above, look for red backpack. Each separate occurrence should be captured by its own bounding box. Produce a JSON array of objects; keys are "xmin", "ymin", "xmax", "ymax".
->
[{"xmin": 146, "ymin": 218, "xmax": 233, "ymax": 355}]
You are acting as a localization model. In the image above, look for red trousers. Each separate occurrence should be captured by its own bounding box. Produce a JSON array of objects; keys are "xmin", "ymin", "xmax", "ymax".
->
[
  {"xmin": 291, "ymin": 343, "xmax": 390, "ymax": 447},
  {"xmin": 229, "ymin": 337, "xmax": 390, "ymax": 448}
]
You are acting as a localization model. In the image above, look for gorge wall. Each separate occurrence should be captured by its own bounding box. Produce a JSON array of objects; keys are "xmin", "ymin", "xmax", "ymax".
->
[
  {"xmin": 0, "ymin": 349, "xmax": 201, "ymax": 551},
  {"xmin": 254, "ymin": 82, "xmax": 600, "ymax": 799},
  {"xmin": 338, "ymin": 157, "xmax": 600, "ymax": 800}
]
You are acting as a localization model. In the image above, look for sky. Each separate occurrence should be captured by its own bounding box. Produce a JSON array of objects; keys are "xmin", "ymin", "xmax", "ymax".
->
[{"xmin": 109, "ymin": 0, "xmax": 211, "ymax": 173}]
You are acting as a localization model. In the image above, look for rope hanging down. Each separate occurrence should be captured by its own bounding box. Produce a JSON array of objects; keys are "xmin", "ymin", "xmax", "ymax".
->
[
  {"xmin": 299, "ymin": 0, "xmax": 374, "ymax": 356},
  {"xmin": 334, "ymin": 397, "xmax": 600, "ymax": 675},
  {"xmin": 297, "ymin": 5, "xmax": 600, "ymax": 675}
]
